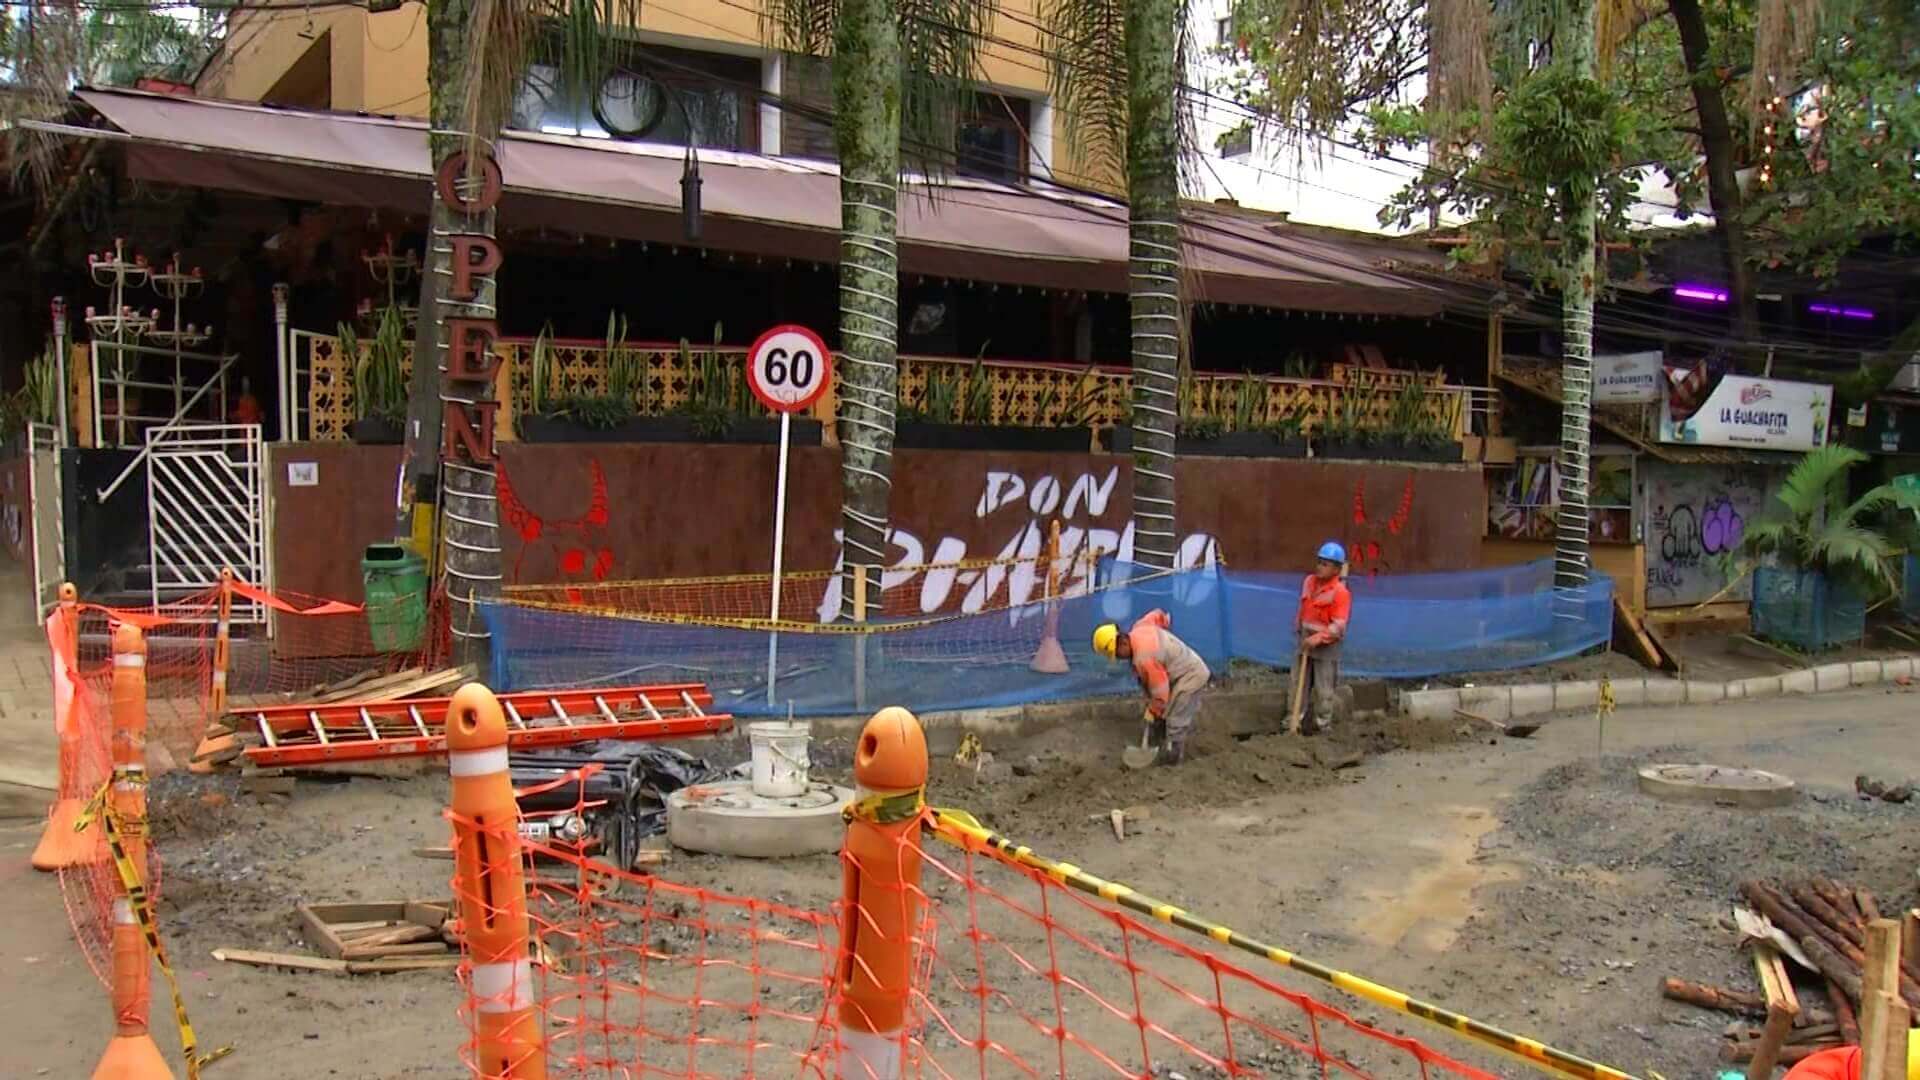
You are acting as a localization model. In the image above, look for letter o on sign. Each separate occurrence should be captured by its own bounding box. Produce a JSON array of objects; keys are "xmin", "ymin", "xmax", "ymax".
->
[{"xmin": 746, "ymin": 324, "xmax": 834, "ymax": 414}]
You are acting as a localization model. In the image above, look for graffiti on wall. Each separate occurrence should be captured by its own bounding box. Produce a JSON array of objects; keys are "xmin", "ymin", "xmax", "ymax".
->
[
  {"xmin": 1342, "ymin": 474, "xmax": 1416, "ymax": 578},
  {"xmin": 814, "ymin": 464, "xmax": 1220, "ymax": 622},
  {"xmin": 499, "ymin": 458, "xmax": 615, "ymax": 602},
  {"xmin": 1642, "ymin": 460, "xmax": 1772, "ymax": 606}
]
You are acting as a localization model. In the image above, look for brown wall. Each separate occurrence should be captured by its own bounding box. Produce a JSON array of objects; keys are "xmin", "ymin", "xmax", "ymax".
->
[
  {"xmin": 1481, "ymin": 537, "xmax": 1645, "ymax": 615},
  {"xmin": 267, "ymin": 443, "xmax": 1487, "ymax": 606}
]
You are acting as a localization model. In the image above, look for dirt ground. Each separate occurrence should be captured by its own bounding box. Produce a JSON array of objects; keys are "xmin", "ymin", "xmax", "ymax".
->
[{"xmin": 3, "ymin": 683, "xmax": 1917, "ymax": 1079}]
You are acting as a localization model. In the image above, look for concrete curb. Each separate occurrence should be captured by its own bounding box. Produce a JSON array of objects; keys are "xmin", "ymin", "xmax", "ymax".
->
[{"xmin": 1397, "ymin": 657, "xmax": 1918, "ymax": 723}]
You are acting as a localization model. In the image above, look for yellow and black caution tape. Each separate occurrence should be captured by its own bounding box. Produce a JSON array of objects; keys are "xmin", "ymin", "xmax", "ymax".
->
[
  {"xmin": 75, "ymin": 779, "xmax": 234, "ymax": 1078},
  {"xmin": 925, "ymin": 807, "xmax": 1641, "ymax": 1080},
  {"xmin": 845, "ymin": 786, "xmax": 927, "ymax": 826}
]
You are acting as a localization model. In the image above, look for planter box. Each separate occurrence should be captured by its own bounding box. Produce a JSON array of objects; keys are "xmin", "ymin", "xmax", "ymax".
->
[
  {"xmin": 349, "ymin": 418, "xmax": 404, "ymax": 445},
  {"xmin": 1105, "ymin": 425, "xmax": 1308, "ymax": 458},
  {"xmin": 1752, "ymin": 567, "xmax": 1866, "ymax": 651},
  {"xmin": 519, "ymin": 414, "xmax": 823, "ymax": 446},
  {"xmin": 1318, "ymin": 437, "xmax": 1462, "ymax": 463},
  {"xmin": 895, "ymin": 422, "xmax": 1091, "ymax": 452}
]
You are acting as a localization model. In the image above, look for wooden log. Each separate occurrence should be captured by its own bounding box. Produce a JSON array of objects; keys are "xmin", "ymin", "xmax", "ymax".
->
[
  {"xmin": 1663, "ymin": 977, "xmax": 1771, "ymax": 1017},
  {"xmin": 1828, "ymin": 979, "xmax": 1861, "ymax": 1046},
  {"xmin": 1747, "ymin": 883, "xmax": 1854, "ymax": 961},
  {"xmin": 1813, "ymin": 878, "xmax": 1864, "ymax": 927},
  {"xmin": 1791, "ymin": 883, "xmax": 1867, "ymax": 949},
  {"xmin": 1719, "ymin": 1042, "xmax": 1831, "ymax": 1066},
  {"xmin": 1802, "ymin": 934, "xmax": 1865, "ymax": 1005},
  {"xmin": 1856, "ymin": 888, "xmax": 1883, "ymax": 923},
  {"xmin": 1747, "ymin": 1002, "xmax": 1798, "ymax": 1080},
  {"xmin": 1772, "ymin": 885, "xmax": 1920, "ymax": 1008},
  {"xmin": 1725, "ymin": 1022, "xmax": 1843, "ymax": 1046}
]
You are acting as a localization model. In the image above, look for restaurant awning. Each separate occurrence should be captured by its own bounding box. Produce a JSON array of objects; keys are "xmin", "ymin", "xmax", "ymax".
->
[{"xmin": 62, "ymin": 87, "xmax": 1451, "ymax": 317}]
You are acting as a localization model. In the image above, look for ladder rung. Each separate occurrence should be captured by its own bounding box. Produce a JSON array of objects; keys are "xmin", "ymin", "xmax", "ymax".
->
[
  {"xmin": 679, "ymin": 690, "xmax": 703, "ymax": 717},
  {"xmin": 255, "ymin": 713, "xmax": 276, "ymax": 748},
  {"xmin": 594, "ymin": 696, "xmax": 619, "ymax": 724},
  {"xmin": 551, "ymin": 698, "xmax": 573, "ymax": 726},
  {"xmin": 409, "ymin": 705, "xmax": 429, "ymax": 737},
  {"xmin": 309, "ymin": 710, "xmax": 329, "ymax": 745},
  {"xmin": 359, "ymin": 707, "xmax": 379, "ymax": 741},
  {"xmin": 639, "ymin": 694, "xmax": 664, "ymax": 723},
  {"xmin": 504, "ymin": 701, "xmax": 527, "ymax": 730}
]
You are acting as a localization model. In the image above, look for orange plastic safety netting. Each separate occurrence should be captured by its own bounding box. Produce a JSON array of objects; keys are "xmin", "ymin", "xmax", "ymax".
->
[
  {"xmin": 451, "ymin": 770, "xmax": 1510, "ymax": 1080},
  {"xmin": 50, "ymin": 579, "xmax": 446, "ymax": 989}
]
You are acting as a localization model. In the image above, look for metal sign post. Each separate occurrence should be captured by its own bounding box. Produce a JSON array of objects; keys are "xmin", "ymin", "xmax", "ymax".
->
[{"xmin": 746, "ymin": 324, "xmax": 833, "ymax": 707}]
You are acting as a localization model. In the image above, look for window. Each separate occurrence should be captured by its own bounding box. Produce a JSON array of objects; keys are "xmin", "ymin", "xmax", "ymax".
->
[
  {"xmin": 955, "ymin": 94, "xmax": 1032, "ymax": 182},
  {"xmin": 1216, "ymin": 17, "xmax": 1232, "ymax": 47},
  {"xmin": 510, "ymin": 44, "xmax": 760, "ymax": 152},
  {"xmin": 1487, "ymin": 450, "xmax": 1635, "ymax": 542},
  {"xmin": 1216, "ymin": 122, "xmax": 1253, "ymax": 159}
]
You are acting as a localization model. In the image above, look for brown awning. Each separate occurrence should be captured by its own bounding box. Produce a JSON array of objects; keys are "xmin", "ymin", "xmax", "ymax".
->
[{"xmin": 72, "ymin": 87, "xmax": 1447, "ymax": 316}]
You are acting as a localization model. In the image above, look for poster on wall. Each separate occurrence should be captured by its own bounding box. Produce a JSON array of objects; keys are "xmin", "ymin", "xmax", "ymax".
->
[
  {"xmin": 1593, "ymin": 351, "xmax": 1663, "ymax": 403},
  {"xmin": 1641, "ymin": 459, "xmax": 1777, "ymax": 607},
  {"xmin": 1657, "ymin": 366, "xmax": 1831, "ymax": 451}
]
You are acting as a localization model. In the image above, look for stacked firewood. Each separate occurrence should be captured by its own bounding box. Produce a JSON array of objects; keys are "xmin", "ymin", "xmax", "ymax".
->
[{"xmin": 1662, "ymin": 878, "xmax": 1918, "ymax": 1076}]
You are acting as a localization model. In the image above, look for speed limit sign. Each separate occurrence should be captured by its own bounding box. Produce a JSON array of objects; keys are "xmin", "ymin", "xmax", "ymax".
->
[{"xmin": 746, "ymin": 324, "xmax": 833, "ymax": 414}]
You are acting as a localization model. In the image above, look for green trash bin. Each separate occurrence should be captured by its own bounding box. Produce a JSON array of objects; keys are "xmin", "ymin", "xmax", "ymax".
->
[{"xmin": 362, "ymin": 544, "xmax": 428, "ymax": 653}]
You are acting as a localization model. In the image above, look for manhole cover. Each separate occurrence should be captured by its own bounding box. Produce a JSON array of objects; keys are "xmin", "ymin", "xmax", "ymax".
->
[{"xmin": 1636, "ymin": 763, "xmax": 1797, "ymax": 808}]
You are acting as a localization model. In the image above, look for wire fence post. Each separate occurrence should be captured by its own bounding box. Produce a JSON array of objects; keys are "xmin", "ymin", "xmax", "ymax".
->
[
  {"xmin": 837, "ymin": 706, "xmax": 929, "ymax": 1080},
  {"xmin": 448, "ymin": 683, "xmax": 546, "ymax": 1079}
]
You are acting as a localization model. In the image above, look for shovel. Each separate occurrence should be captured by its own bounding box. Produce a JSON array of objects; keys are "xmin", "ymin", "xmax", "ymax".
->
[
  {"xmin": 1454, "ymin": 707, "xmax": 1540, "ymax": 739},
  {"xmin": 1121, "ymin": 721, "xmax": 1158, "ymax": 771}
]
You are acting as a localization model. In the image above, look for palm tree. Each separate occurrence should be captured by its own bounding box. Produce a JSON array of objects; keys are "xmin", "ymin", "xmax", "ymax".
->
[
  {"xmin": 1042, "ymin": 0, "xmax": 1194, "ymax": 572},
  {"xmin": 1729, "ymin": 445, "xmax": 1920, "ymax": 598},
  {"xmin": 762, "ymin": 0, "xmax": 998, "ymax": 616},
  {"xmin": 395, "ymin": 0, "xmax": 651, "ymax": 663}
]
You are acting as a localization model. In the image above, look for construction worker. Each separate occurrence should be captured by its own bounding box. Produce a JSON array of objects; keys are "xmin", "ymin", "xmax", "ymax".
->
[
  {"xmin": 1093, "ymin": 609, "xmax": 1211, "ymax": 766},
  {"xmin": 1296, "ymin": 541, "xmax": 1353, "ymax": 735},
  {"xmin": 1780, "ymin": 1028, "xmax": 1917, "ymax": 1080}
]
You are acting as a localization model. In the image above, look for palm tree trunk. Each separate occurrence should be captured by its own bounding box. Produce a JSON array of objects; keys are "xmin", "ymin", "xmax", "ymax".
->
[
  {"xmin": 831, "ymin": 0, "xmax": 901, "ymax": 617},
  {"xmin": 1553, "ymin": 0, "xmax": 1599, "ymax": 600},
  {"xmin": 1125, "ymin": 0, "xmax": 1181, "ymax": 571},
  {"xmin": 418, "ymin": 0, "xmax": 503, "ymax": 667}
]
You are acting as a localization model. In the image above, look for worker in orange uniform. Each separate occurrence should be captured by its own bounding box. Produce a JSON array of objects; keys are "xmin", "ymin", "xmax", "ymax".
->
[
  {"xmin": 1781, "ymin": 1029, "xmax": 1917, "ymax": 1080},
  {"xmin": 1093, "ymin": 609, "xmax": 1211, "ymax": 766},
  {"xmin": 1296, "ymin": 541, "xmax": 1353, "ymax": 735}
]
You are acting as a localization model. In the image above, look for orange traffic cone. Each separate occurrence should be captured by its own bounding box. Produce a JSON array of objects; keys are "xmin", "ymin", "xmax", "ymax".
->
[
  {"xmin": 91, "ymin": 623, "xmax": 172, "ymax": 1080},
  {"xmin": 33, "ymin": 583, "xmax": 105, "ymax": 872}
]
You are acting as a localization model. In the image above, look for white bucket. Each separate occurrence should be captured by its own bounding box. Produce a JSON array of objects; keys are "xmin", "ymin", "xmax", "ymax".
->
[{"xmin": 748, "ymin": 720, "xmax": 812, "ymax": 798}]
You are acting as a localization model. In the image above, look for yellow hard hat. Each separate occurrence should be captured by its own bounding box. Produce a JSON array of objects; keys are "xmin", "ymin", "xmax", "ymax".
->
[
  {"xmin": 1910, "ymin": 1027, "xmax": 1918, "ymax": 1080},
  {"xmin": 1092, "ymin": 623, "xmax": 1119, "ymax": 660}
]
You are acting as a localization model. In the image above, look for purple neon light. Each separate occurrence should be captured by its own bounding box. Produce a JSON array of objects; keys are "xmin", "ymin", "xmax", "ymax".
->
[
  {"xmin": 1673, "ymin": 284, "xmax": 1729, "ymax": 303},
  {"xmin": 1808, "ymin": 303, "xmax": 1875, "ymax": 320}
]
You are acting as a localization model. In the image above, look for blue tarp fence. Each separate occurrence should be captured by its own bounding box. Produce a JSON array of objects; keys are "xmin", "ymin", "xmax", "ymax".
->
[{"xmin": 481, "ymin": 559, "xmax": 1613, "ymax": 717}]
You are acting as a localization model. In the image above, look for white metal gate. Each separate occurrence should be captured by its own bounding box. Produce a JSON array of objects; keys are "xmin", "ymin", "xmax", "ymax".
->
[
  {"xmin": 27, "ymin": 423, "xmax": 63, "ymax": 623},
  {"xmin": 144, "ymin": 423, "xmax": 266, "ymax": 621}
]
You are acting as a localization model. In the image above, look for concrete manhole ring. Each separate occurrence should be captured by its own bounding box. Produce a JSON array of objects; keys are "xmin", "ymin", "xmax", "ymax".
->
[
  {"xmin": 666, "ymin": 779, "xmax": 853, "ymax": 858},
  {"xmin": 1636, "ymin": 763, "xmax": 1797, "ymax": 808}
]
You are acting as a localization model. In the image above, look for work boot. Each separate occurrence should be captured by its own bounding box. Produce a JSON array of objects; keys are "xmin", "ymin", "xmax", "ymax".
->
[{"xmin": 1153, "ymin": 738, "xmax": 1186, "ymax": 767}]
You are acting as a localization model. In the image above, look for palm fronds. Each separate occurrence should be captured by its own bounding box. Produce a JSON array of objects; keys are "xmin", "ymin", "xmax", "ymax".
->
[{"xmin": 1728, "ymin": 445, "xmax": 1920, "ymax": 597}]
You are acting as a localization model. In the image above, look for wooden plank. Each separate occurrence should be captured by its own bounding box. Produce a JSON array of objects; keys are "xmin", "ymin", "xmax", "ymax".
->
[
  {"xmin": 345, "ymin": 955, "xmax": 461, "ymax": 974},
  {"xmin": 1754, "ymin": 944, "xmax": 1801, "ymax": 1017},
  {"xmin": 1903, "ymin": 910, "xmax": 1920, "ymax": 976},
  {"xmin": 310, "ymin": 667, "xmax": 425, "ymax": 704},
  {"xmin": 297, "ymin": 902, "xmax": 351, "ymax": 960},
  {"xmin": 1860, "ymin": 920, "xmax": 1907, "ymax": 1080},
  {"xmin": 341, "ymin": 941, "xmax": 449, "ymax": 961},
  {"xmin": 305, "ymin": 901, "xmax": 411, "ymax": 923},
  {"xmin": 1613, "ymin": 595, "xmax": 1666, "ymax": 670},
  {"xmin": 1745, "ymin": 1003, "xmax": 1795, "ymax": 1080},
  {"xmin": 411, "ymin": 846, "xmax": 455, "ymax": 861},
  {"xmin": 212, "ymin": 948, "xmax": 348, "ymax": 974},
  {"xmin": 403, "ymin": 901, "xmax": 451, "ymax": 928}
]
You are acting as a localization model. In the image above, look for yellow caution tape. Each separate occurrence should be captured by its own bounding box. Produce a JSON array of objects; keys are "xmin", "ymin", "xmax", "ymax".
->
[
  {"xmin": 76, "ymin": 779, "xmax": 234, "ymax": 1078},
  {"xmin": 844, "ymin": 786, "xmax": 927, "ymax": 826},
  {"xmin": 1598, "ymin": 675, "xmax": 1616, "ymax": 714},
  {"xmin": 925, "ymin": 807, "xmax": 1641, "ymax": 1080}
]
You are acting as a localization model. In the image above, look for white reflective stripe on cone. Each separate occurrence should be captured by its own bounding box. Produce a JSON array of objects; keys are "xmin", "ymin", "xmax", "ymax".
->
[
  {"xmin": 113, "ymin": 898, "xmax": 136, "ymax": 925},
  {"xmin": 839, "ymin": 1027, "xmax": 904, "ymax": 1080},
  {"xmin": 449, "ymin": 746, "xmax": 510, "ymax": 778},
  {"xmin": 113, "ymin": 654, "xmax": 146, "ymax": 667},
  {"xmin": 471, "ymin": 958, "xmax": 534, "ymax": 1013},
  {"xmin": 211, "ymin": 670, "xmax": 227, "ymax": 688}
]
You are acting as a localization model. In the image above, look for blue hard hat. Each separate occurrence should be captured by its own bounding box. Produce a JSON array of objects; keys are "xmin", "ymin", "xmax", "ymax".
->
[{"xmin": 1316, "ymin": 541, "xmax": 1347, "ymax": 563}]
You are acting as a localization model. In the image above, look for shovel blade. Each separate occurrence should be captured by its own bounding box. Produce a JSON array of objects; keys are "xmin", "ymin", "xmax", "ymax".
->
[{"xmin": 1121, "ymin": 745, "xmax": 1159, "ymax": 771}]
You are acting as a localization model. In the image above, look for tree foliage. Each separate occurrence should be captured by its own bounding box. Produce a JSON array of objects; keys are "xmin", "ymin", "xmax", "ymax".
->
[{"xmin": 1729, "ymin": 444, "xmax": 1920, "ymax": 596}]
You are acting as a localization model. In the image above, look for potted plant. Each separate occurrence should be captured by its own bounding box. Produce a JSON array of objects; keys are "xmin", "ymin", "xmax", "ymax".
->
[
  {"xmin": 1106, "ymin": 371, "xmax": 1306, "ymax": 458},
  {"xmin": 1373, "ymin": 378, "xmax": 1463, "ymax": 463},
  {"xmin": 519, "ymin": 317, "xmax": 652, "ymax": 442},
  {"xmin": 4, "ymin": 342, "xmax": 63, "ymax": 449},
  {"xmin": 1723, "ymin": 446, "xmax": 1920, "ymax": 651},
  {"xmin": 896, "ymin": 354, "xmax": 1096, "ymax": 452},
  {"xmin": 1312, "ymin": 373, "xmax": 1378, "ymax": 460},
  {"xmin": 342, "ymin": 306, "xmax": 407, "ymax": 444}
]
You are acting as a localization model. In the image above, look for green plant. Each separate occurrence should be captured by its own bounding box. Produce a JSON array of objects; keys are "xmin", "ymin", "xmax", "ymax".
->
[
  {"xmin": 1231, "ymin": 373, "xmax": 1264, "ymax": 432},
  {"xmin": 914, "ymin": 367, "xmax": 961, "ymax": 425},
  {"xmin": 960, "ymin": 354, "xmax": 992, "ymax": 424},
  {"xmin": 1262, "ymin": 412, "xmax": 1305, "ymax": 443},
  {"xmin": 342, "ymin": 306, "xmax": 408, "ymax": 424},
  {"xmin": 1176, "ymin": 414, "xmax": 1225, "ymax": 440},
  {"xmin": 675, "ymin": 324, "xmax": 740, "ymax": 438},
  {"xmin": 18, "ymin": 342, "xmax": 61, "ymax": 429},
  {"xmin": 527, "ymin": 323, "xmax": 555, "ymax": 416},
  {"xmin": 1722, "ymin": 445, "xmax": 1920, "ymax": 598},
  {"xmin": 1279, "ymin": 351, "xmax": 1315, "ymax": 380},
  {"xmin": 1063, "ymin": 367, "xmax": 1109, "ymax": 428}
]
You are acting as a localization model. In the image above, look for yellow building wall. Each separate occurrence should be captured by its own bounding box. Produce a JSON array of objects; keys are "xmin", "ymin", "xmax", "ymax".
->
[
  {"xmin": 197, "ymin": 0, "xmax": 1105, "ymax": 182},
  {"xmin": 1480, "ymin": 537, "xmax": 1647, "ymax": 616}
]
